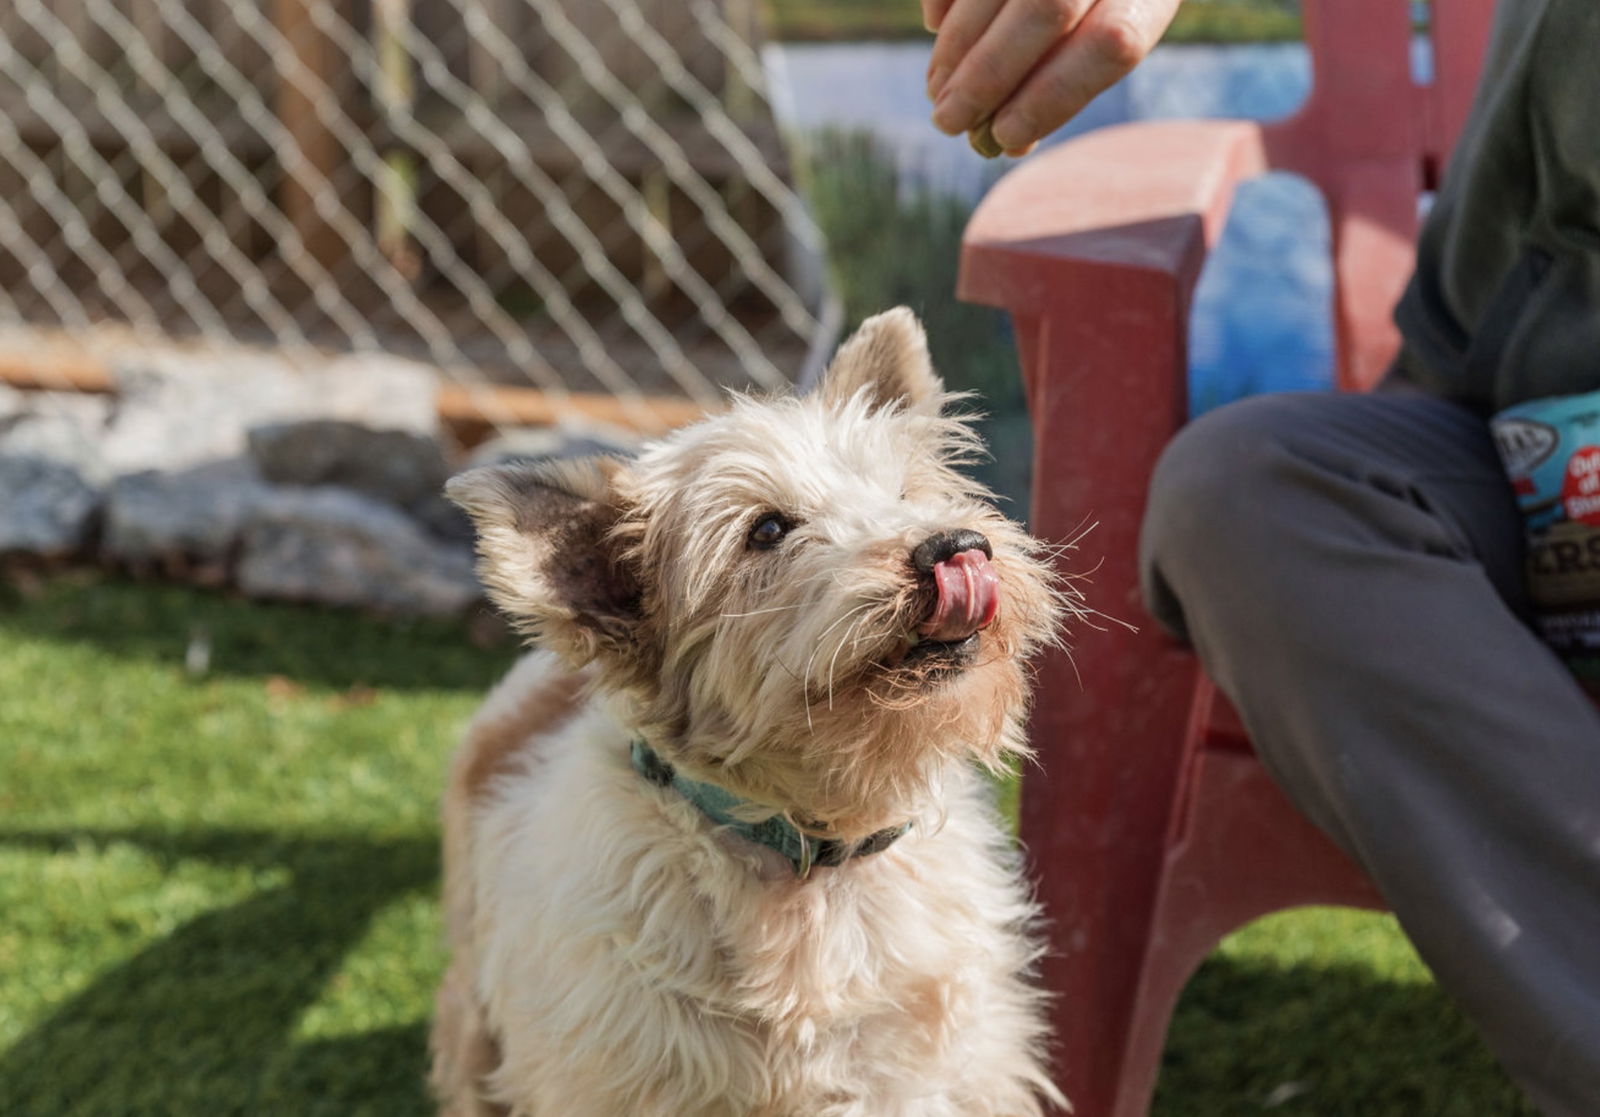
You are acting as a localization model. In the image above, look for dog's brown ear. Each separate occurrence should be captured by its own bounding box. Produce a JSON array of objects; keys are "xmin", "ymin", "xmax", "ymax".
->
[
  {"xmin": 820, "ymin": 307, "xmax": 944, "ymax": 414},
  {"xmin": 446, "ymin": 457, "xmax": 642, "ymax": 663}
]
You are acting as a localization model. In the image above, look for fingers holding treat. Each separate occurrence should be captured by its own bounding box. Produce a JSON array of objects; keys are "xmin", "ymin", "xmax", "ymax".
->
[
  {"xmin": 931, "ymin": 0, "xmax": 1093, "ymax": 137},
  {"xmin": 931, "ymin": 0, "xmax": 1181, "ymax": 157}
]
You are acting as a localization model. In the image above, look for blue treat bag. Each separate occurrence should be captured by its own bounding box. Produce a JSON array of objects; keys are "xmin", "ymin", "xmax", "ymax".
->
[{"xmin": 1492, "ymin": 389, "xmax": 1600, "ymax": 684}]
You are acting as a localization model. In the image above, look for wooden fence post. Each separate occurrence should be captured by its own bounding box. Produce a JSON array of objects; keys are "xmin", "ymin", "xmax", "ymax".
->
[{"xmin": 272, "ymin": 0, "xmax": 344, "ymax": 272}]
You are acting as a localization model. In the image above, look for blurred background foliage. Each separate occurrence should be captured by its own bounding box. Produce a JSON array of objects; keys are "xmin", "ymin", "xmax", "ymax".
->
[{"xmin": 800, "ymin": 130, "xmax": 1031, "ymax": 509}]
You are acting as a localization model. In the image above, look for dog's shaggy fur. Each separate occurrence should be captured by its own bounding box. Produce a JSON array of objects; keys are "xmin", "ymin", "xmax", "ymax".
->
[{"xmin": 431, "ymin": 309, "xmax": 1072, "ymax": 1116}]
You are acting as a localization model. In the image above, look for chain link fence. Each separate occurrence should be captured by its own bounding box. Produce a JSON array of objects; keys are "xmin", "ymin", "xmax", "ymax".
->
[{"xmin": 0, "ymin": 0, "xmax": 836, "ymax": 434}]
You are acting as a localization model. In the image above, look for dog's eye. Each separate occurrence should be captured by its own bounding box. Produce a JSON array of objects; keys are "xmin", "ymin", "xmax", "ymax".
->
[{"xmin": 747, "ymin": 514, "xmax": 790, "ymax": 550}]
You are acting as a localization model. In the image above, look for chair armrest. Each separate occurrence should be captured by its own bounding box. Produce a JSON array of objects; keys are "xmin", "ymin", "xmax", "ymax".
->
[
  {"xmin": 957, "ymin": 116, "xmax": 1270, "ymax": 592},
  {"xmin": 959, "ymin": 118, "xmax": 1267, "ymax": 319},
  {"xmin": 958, "ymin": 120, "xmax": 1269, "ymax": 896},
  {"xmin": 958, "ymin": 118, "xmax": 1269, "ymax": 583}
]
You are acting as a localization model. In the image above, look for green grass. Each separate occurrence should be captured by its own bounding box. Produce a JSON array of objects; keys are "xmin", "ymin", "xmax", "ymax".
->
[
  {"xmin": 0, "ymin": 574, "xmax": 517, "ymax": 1115},
  {"xmin": 0, "ymin": 574, "xmax": 1532, "ymax": 1114},
  {"xmin": 1159, "ymin": 909, "xmax": 1535, "ymax": 1114},
  {"xmin": 765, "ymin": 0, "xmax": 1306, "ymax": 44}
]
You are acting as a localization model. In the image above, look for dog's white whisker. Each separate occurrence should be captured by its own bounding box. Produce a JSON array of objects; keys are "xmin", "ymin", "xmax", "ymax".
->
[
  {"xmin": 826, "ymin": 610, "xmax": 875, "ymax": 710},
  {"xmin": 1062, "ymin": 642, "xmax": 1086, "ymax": 689},
  {"xmin": 720, "ymin": 603, "xmax": 807, "ymax": 618},
  {"xmin": 802, "ymin": 600, "xmax": 877, "ymax": 712},
  {"xmin": 802, "ymin": 600, "xmax": 875, "ymax": 677}
]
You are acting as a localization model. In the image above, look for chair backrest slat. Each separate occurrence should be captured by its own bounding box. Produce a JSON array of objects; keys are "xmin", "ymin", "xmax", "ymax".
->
[
  {"xmin": 1300, "ymin": 0, "xmax": 1418, "ymax": 161},
  {"xmin": 1258, "ymin": 0, "xmax": 1496, "ymax": 391}
]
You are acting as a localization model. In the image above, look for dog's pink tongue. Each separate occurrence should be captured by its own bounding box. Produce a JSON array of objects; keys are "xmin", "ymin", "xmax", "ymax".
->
[{"xmin": 919, "ymin": 549, "xmax": 1001, "ymax": 641}]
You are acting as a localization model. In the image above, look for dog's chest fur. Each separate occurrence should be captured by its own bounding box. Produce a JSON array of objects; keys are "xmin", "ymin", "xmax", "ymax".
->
[{"xmin": 465, "ymin": 675, "xmax": 1050, "ymax": 1117}]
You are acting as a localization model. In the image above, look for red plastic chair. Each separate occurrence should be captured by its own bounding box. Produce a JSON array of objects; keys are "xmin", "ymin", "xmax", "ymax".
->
[{"xmin": 957, "ymin": 2, "xmax": 1497, "ymax": 1113}]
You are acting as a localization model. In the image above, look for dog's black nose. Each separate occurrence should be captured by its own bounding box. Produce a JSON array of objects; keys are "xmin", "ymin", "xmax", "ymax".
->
[{"xmin": 911, "ymin": 529, "xmax": 993, "ymax": 573}]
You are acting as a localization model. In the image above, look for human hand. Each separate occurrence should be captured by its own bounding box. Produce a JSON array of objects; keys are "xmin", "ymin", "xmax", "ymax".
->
[{"xmin": 924, "ymin": 0, "xmax": 1182, "ymax": 156}]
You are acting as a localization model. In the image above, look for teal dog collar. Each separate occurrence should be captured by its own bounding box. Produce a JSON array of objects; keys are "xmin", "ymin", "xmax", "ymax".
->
[{"xmin": 630, "ymin": 740, "xmax": 909, "ymax": 877}]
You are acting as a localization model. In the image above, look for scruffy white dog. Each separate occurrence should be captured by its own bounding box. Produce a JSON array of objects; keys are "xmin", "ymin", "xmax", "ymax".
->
[{"xmin": 431, "ymin": 309, "xmax": 1071, "ymax": 1116}]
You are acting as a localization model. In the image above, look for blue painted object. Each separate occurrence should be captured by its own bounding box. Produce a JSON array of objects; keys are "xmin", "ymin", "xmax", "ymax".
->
[{"xmin": 769, "ymin": 41, "xmax": 1357, "ymax": 414}]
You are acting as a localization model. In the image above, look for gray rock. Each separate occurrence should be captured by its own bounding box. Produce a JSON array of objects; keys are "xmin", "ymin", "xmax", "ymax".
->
[
  {"xmin": 0, "ymin": 390, "xmax": 112, "ymax": 555},
  {"xmin": 0, "ymin": 387, "xmax": 112, "ymax": 427},
  {"xmin": 409, "ymin": 492, "xmax": 476, "ymax": 545},
  {"xmin": 103, "ymin": 349, "xmax": 441, "ymax": 475},
  {"xmin": 0, "ymin": 391, "xmax": 112, "ymax": 482},
  {"xmin": 0, "ymin": 455, "xmax": 100, "ymax": 555},
  {"xmin": 465, "ymin": 427, "xmax": 567, "ymax": 469},
  {"xmin": 103, "ymin": 353, "xmax": 313, "ymax": 475},
  {"xmin": 247, "ymin": 420, "xmax": 449, "ymax": 509},
  {"xmin": 311, "ymin": 352, "xmax": 442, "ymax": 435},
  {"xmin": 237, "ymin": 487, "xmax": 480, "ymax": 616},
  {"xmin": 101, "ymin": 458, "xmax": 268, "ymax": 568},
  {"xmin": 466, "ymin": 424, "xmax": 637, "ymax": 471}
]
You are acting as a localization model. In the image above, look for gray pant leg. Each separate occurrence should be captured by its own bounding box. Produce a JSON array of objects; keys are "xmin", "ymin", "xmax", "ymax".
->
[{"xmin": 1139, "ymin": 389, "xmax": 1600, "ymax": 1117}]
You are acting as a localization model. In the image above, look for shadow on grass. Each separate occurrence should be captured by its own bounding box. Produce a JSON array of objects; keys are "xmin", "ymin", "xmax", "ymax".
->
[
  {"xmin": 1155, "ymin": 952, "xmax": 1536, "ymax": 1116},
  {"xmin": 4, "ymin": 825, "xmax": 1539, "ymax": 1115},
  {"xmin": 0, "ymin": 576, "xmax": 516, "ymax": 693},
  {"xmin": 0, "ymin": 827, "xmax": 439, "ymax": 1116}
]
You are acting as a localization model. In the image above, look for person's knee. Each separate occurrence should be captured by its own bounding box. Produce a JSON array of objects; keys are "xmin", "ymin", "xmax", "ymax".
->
[
  {"xmin": 1139, "ymin": 393, "xmax": 1325, "ymax": 632},
  {"xmin": 1142, "ymin": 394, "xmax": 1314, "ymax": 563}
]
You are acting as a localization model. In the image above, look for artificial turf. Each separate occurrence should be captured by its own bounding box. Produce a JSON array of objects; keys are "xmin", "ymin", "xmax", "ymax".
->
[{"xmin": 0, "ymin": 576, "xmax": 1531, "ymax": 1114}]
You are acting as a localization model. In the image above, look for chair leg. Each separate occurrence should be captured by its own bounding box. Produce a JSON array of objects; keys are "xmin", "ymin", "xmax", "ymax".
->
[
  {"xmin": 1020, "ymin": 653, "xmax": 1202, "ymax": 1114},
  {"xmin": 1033, "ymin": 886, "xmax": 1212, "ymax": 1117},
  {"xmin": 1103, "ymin": 751, "xmax": 1388, "ymax": 1115},
  {"xmin": 1037, "ymin": 909, "xmax": 1158, "ymax": 1116},
  {"xmin": 1112, "ymin": 928, "xmax": 1215, "ymax": 1117}
]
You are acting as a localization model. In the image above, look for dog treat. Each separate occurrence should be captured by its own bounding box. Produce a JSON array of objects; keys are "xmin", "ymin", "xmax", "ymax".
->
[
  {"xmin": 1493, "ymin": 388, "xmax": 1600, "ymax": 689},
  {"xmin": 968, "ymin": 118, "xmax": 1003, "ymax": 159}
]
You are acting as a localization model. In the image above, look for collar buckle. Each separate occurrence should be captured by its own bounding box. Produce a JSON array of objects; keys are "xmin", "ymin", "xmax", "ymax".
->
[{"xmin": 795, "ymin": 834, "xmax": 815, "ymax": 879}]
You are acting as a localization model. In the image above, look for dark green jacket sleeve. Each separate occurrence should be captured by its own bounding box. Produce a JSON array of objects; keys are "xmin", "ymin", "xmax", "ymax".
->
[{"xmin": 1390, "ymin": 0, "xmax": 1600, "ymax": 414}]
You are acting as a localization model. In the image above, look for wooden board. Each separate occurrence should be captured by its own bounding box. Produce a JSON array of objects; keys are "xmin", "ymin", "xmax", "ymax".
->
[{"xmin": 0, "ymin": 342, "xmax": 709, "ymax": 445}]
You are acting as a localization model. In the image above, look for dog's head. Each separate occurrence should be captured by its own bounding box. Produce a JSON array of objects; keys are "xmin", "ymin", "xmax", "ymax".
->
[{"xmin": 448, "ymin": 309, "xmax": 1072, "ymax": 836}]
